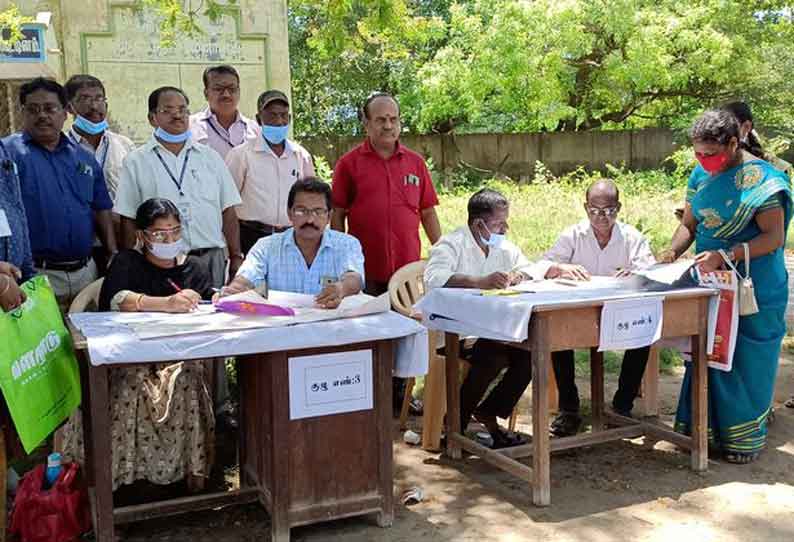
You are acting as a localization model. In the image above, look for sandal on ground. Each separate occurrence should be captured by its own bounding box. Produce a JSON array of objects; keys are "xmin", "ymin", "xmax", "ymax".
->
[
  {"xmin": 723, "ymin": 451, "xmax": 761, "ymax": 464},
  {"xmin": 490, "ymin": 428, "xmax": 528, "ymax": 449},
  {"xmin": 550, "ymin": 412, "xmax": 582, "ymax": 437},
  {"xmin": 785, "ymin": 397, "xmax": 794, "ymax": 408}
]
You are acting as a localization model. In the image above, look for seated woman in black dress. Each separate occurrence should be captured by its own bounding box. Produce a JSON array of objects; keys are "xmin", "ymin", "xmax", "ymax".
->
[{"xmin": 62, "ymin": 198, "xmax": 215, "ymax": 492}]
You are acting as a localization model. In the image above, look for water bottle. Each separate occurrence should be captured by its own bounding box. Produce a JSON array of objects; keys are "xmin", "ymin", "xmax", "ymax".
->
[{"xmin": 44, "ymin": 452, "xmax": 62, "ymax": 489}]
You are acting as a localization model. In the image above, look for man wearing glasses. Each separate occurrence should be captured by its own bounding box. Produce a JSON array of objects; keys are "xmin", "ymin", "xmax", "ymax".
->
[
  {"xmin": 190, "ymin": 65, "xmax": 258, "ymax": 159},
  {"xmin": 115, "ymin": 86, "xmax": 243, "ymax": 289},
  {"xmin": 65, "ymin": 74, "xmax": 136, "ymax": 274},
  {"xmin": 225, "ymin": 90, "xmax": 315, "ymax": 255},
  {"xmin": 532, "ymin": 179, "xmax": 656, "ymax": 437},
  {"xmin": 1, "ymin": 78, "xmax": 116, "ymax": 311},
  {"xmin": 222, "ymin": 177, "xmax": 364, "ymax": 309}
]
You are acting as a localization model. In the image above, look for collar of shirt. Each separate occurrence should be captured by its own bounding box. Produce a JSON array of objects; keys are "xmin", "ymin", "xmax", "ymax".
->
[
  {"xmin": 68, "ymin": 127, "xmax": 109, "ymax": 153},
  {"xmin": 361, "ymin": 137, "xmax": 406, "ymax": 158},
  {"xmin": 253, "ymin": 133, "xmax": 294, "ymax": 158},
  {"xmin": 198, "ymin": 106, "xmax": 249, "ymax": 132},
  {"xmin": 21, "ymin": 131, "xmax": 73, "ymax": 153},
  {"xmin": 144, "ymin": 134, "xmax": 199, "ymax": 156},
  {"xmin": 281, "ymin": 227, "xmax": 333, "ymax": 254},
  {"xmin": 582, "ymin": 219, "xmax": 624, "ymax": 250}
]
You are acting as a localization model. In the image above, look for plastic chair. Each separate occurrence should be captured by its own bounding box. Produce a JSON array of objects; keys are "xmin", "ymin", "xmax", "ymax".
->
[
  {"xmin": 68, "ymin": 278, "xmax": 104, "ymax": 314},
  {"xmin": 387, "ymin": 261, "xmax": 520, "ymax": 450}
]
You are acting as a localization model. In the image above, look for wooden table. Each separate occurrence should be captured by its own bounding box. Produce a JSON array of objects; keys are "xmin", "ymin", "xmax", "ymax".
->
[
  {"xmin": 70, "ymin": 327, "xmax": 396, "ymax": 542},
  {"xmin": 442, "ymin": 290, "xmax": 714, "ymax": 506}
]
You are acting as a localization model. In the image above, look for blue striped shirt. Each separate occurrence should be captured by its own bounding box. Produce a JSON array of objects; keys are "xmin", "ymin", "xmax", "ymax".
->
[{"xmin": 237, "ymin": 228, "xmax": 365, "ymax": 294}]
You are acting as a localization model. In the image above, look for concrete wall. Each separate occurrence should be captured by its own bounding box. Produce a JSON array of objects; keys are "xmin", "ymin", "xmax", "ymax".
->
[
  {"xmin": 301, "ymin": 128, "xmax": 681, "ymax": 182},
  {"xmin": 1, "ymin": 0, "xmax": 290, "ymax": 141}
]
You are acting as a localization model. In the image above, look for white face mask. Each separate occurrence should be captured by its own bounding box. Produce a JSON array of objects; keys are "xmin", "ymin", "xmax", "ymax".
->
[
  {"xmin": 480, "ymin": 223, "xmax": 506, "ymax": 248},
  {"xmin": 148, "ymin": 239, "xmax": 185, "ymax": 260}
]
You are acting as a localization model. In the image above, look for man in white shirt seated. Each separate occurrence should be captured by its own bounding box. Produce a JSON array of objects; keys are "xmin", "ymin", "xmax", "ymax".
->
[
  {"xmin": 425, "ymin": 188, "xmax": 535, "ymax": 448},
  {"xmin": 533, "ymin": 179, "xmax": 656, "ymax": 437}
]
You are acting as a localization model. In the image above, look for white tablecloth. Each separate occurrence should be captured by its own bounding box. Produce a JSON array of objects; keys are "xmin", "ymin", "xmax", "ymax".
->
[
  {"xmin": 415, "ymin": 285, "xmax": 718, "ymax": 345},
  {"xmin": 69, "ymin": 311, "xmax": 429, "ymax": 377}
]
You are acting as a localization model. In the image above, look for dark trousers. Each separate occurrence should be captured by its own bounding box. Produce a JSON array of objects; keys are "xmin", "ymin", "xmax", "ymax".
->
[
  {"xmin": 240, "ymin": 220, "xmax": 282, "ymax": 255},
  {"xmin": 460, "ymin": 339, "xmax": 532, "ymax": 431},
  {"xmin": 552, "ymin": 346, "xmax": 651, "ymax": 414}
]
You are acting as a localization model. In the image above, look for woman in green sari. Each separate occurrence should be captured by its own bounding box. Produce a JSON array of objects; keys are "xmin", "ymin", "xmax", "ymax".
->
[{"xmin": 661, "ymin": 108, "xmax": 792, "ymax": 464}]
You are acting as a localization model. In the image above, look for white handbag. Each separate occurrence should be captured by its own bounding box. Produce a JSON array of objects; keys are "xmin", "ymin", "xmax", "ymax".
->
[{"xmin": 719, "ymin": 243, "xmax": 759, "ymax": 316}]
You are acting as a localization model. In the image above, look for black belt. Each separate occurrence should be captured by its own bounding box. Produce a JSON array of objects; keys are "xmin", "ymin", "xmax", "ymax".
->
[
  {"xmin": 188, "ymin": 248, "xmax": 217, "ymax": 257},
  {"xmin": 239, "ymin": 220, "xmax": 289, "ymax": 235},
  {"xmin": 34, "ymin": 257, "xmax": 90, "ymax": 272}
]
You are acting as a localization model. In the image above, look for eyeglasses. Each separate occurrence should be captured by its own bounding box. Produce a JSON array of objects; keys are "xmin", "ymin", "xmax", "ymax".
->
[
  {"xmin": 144, "ymin": 226, "xmax": 182, "ymax": 243},
  {"xmin": 586, "ymin": 206, "xmax": 619, "ymax": 218},
  {"xmin": 21, "ymin": 104, "xmax": 63, "ymax": 115},
  {"xmin": 291, "ymin": 207, "xmax": 329, "ymax": 218},
  {"xmin": 156, "ymin": 107, "xmax": 190, "ymax": 117},
  {"xmin": 73, "ymin": 96, "xmax": 108, "ymax": 106},
  {"xmin": 209, "ymin": 85, "xmax": 239, "ymax": 95}
]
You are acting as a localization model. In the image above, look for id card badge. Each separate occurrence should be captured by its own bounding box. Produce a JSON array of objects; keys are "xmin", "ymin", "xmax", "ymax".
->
[{"xmin": 0, "ymin": 210, "xmax": 11, "ymax": 238}]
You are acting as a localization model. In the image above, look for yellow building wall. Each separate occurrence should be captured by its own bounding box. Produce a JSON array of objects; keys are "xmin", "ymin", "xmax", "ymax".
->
[{"xmin": 1, "ymin": 0, "xmax": 291, "ymax": 141}]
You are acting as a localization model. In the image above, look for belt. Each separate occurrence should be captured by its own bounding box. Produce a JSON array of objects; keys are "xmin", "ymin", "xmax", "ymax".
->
[
  {"xmin": 239, "ymin": 220, "xmax": 289, "ymax": 235},
  {"xmin": 188, "ymin": 248, "xmax": 217, "ymax": 257},
  {"xmin": 34, "ymin": 257, "xmax": 90, "ymax": 272}
]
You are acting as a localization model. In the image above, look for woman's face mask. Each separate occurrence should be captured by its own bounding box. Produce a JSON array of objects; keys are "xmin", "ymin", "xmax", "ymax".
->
[{"xmin": 140, "ymin": 224, "xmax": 185, "ymax": 260}]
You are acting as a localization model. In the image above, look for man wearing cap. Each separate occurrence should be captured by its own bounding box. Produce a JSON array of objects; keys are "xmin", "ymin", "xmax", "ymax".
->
[
  {"xmin": 331, "ymin": 92, "xmax": 441, "ymax": 415},
  {"xmin": 225, "ymin": 90, "xmax": 315, "ymax": 254},
  {"xmin": 189, "ymin": 65, "xmax": 258, "ymax": 159}
]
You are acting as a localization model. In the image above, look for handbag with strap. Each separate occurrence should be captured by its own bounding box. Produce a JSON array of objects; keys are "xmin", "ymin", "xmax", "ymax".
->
[{"xmin": 719, "ymin": 242, "xmax": 760, "ymax": 316}]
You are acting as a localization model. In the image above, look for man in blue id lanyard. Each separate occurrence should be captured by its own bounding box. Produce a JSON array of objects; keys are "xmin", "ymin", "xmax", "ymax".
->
[
  {"xmin": 65, "ymin": 74, "xmax": 136, "ymax": 275},
  {"xmin": 115, "ymin": 86, "xmax": 243, "ymax": 288},
  {"xmin": 189, "ymin": 65, "xmax": 259, "ymax": 160},
  {"xmin": 2, "ymin": 78, "xmax": 117, "ymax": 311}
]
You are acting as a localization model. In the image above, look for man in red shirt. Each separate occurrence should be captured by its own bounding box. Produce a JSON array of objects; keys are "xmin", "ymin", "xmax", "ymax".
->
[{"xmin": 332, "ymin": 92, "xmax": 442, "ymax": 414}]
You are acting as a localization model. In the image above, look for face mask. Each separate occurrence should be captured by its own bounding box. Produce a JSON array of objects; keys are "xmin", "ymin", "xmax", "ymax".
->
[
  {"xmin": 148, "ymin": 238, "xmax": 185, "ymax": 260},
  {"xmin": 695, "ymin": 151, "xmax": 731, "ymax": 175},
  {"xmin": 73, "ymin": 115, "xmax": 108, "ymax": 135},
  {"xmin": 480, "ymin": 223, "xmax": 506, "ymax": 248},
  {"xmin": 154, "ymin": 127, "xmax": 191, "ymax": 144},
  {"xmin": 262, "ymin": 123, "xmax": 289, "ymax": 145}
]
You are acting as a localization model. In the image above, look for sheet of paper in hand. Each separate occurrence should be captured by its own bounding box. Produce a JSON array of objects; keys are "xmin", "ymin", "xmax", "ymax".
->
[
  {"xmin": 599, "ymin": 296, "xmax": 663, "ymax": 351},
  {"xmin": 289, "ymin": 349, "xmax": 373, "ymax": 420}
]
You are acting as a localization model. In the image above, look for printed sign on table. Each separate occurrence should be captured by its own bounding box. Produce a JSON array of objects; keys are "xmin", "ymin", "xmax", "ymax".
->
[
  {"xmin": 288, "ymin": 349, "xmax": 373, "ymax": 420},
  {"xmin": 599, "ymin": 297, "xmax": 663, "ymax": 352}
]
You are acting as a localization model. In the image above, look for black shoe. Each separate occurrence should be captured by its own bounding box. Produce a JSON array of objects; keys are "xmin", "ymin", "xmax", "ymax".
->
[
  {"xmin": 550, "ymin": 412, "xmax": 582, "ymax": 437},
  {"xmin": 216, "ymin": 409, "xmax": 239, "ymax": 431},
  {"xmin": 490, "ymin": 428, "xmax": 528, "ymax": 449}
]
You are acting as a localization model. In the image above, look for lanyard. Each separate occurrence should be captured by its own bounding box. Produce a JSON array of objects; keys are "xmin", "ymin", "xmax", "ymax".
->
[
  {"xmin": 204, "ymin": 118, "xmax": 234, "ymax": 148},
  {"xmin": 153, "ymin": 147, "xmax": 192, "ymax": 196}
]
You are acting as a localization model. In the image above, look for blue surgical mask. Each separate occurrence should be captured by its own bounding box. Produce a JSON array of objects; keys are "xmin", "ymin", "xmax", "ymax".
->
[
  {"xmin": 262, "ymin": 123, "xmax": 289, "ymax": 145},
  {"xmin": 154, "ymin": 127, "xmax": 191, "ymax": 144},
  {"xmin": 73, "ymin": 115, "xmax": 108, "ymax": 135},
  {"xmin": 480, "ymin": 224, "xmax": 506, "ymax": 248}
]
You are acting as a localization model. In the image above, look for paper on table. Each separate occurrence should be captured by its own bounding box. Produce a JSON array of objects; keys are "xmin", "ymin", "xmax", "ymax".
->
[
  {"xmin": 598, "ymin": 296, "xmax": 663, "ymax": 351},
  {"xmin": 511, "ymin": 275, "xmax": 633, "ymax": 293},
  {"xmin": 267, "ymin": 290, "xmax": 317, "ymax": 308},
  {"xmin": 634, "ymin": 260, "xmax": 695, "ymax": 285}
]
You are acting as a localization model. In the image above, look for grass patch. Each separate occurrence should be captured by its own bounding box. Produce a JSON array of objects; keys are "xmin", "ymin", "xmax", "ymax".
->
[{"xmin": 573, "ymin": 347, "xmax": 683, "ymax": 376}]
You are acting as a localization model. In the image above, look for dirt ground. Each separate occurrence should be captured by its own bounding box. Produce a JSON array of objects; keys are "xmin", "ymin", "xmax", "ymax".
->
[{"xmin": 120, "ymin": 355, "xmax": 794, "ymax": 542}]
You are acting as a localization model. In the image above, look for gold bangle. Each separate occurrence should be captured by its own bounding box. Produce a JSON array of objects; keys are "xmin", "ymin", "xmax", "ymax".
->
[{"xmin": 135, "ymin": 294, "xmax": 145, "ymax": 311}]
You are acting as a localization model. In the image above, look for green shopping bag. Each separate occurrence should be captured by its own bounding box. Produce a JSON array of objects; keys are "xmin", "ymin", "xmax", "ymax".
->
[{"xmin": 0, "ymin": 275, "xmax": 81, "ymax": 453}]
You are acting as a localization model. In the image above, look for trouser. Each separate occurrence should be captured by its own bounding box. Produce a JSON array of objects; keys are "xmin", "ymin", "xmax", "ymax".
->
[
  {"xmin": 552, "ymin": 346, "xmax": 651, "ymax": 414},
  {"xmin": 36, "ymin": 259, "xmax": 98, "ymax": 313},
  {"xmin": 365, "ymin": 278, "xmax": 408, "ymax": 407},
  {"xmin": 460, "ymin": 339, "xmax": 532, "ymax": 431},
  {"xmin": 190, "ymin": 246, "xmax": 230, "ymax": 409},
  {"xmin": 239, "ymin": 220, "xmax": 286, "ymax": 256}
]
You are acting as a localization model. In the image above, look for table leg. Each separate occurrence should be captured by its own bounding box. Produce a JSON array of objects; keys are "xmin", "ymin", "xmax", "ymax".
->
[
  {"xmin": 691, "ymin": 302, "xmax": 709, "ymax": 471},
  {"xmin": 590, "ymin": 348, "xmax": 605, "ymax": 432},
  {"xmin": 376, "ymin": 341, "xmax": 395, "ymax": 527},
  {"xmin": 421, "ymin": 332, "xmax": 446, "ymax": 452},
  {"xmin": 531, "ymin": 319, "xmax": 551, "ymax": 506},
  {"xmin": 641, "ymin": 346, "xmax": 660, "ymax": 417},
  {"xmin": 270, "ymin": 353, "xmax": 291, "ymax": 542},
  {"xmin": 88, "ymin": 364, "xmax": 115, "ymax": 542},
  {"xmin": 444, "ymin": 333, "xmax": 462, "ymax": 460}
]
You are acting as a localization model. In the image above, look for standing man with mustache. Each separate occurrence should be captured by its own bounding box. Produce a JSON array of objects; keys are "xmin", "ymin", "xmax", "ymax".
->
[
  {"xmin": 1, "ymin": 78, "xmax": 116, "ymax": 311},
  {"xmin": 331, "ymin": 92, "xmax": 442, "ymax": 415},
  {"xmin": 190, "ymin": 65, "xmax": 259, "ymax": 160},
  {"xmin": 65, "ymin": 74, "xmax": 136, "ymax": 274},
  {"xmin": 115, "ymin": 86, "xmax": 243, "ymax": 288}
]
